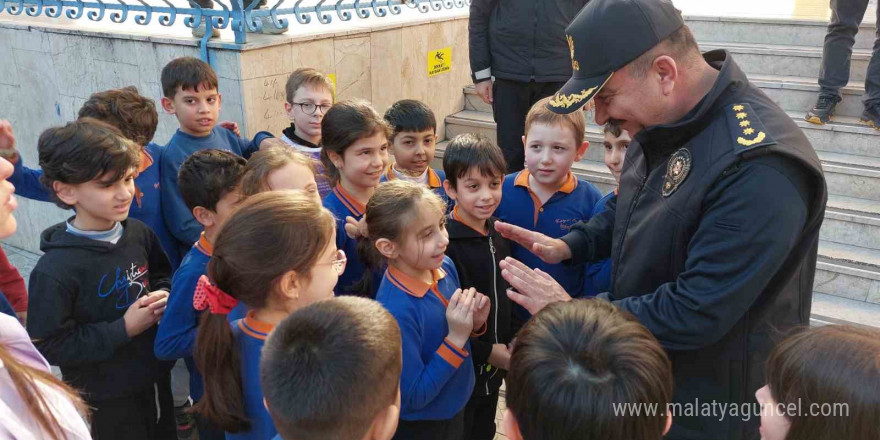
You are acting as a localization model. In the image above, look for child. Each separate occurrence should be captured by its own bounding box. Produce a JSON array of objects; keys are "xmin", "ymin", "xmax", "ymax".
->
[
  {"xmin": 757, "ymin": 325, "xmax": 880, "ymax": 440},
  {"xmin": 260, "ymin": 296, "xmax": 402, "ymax": 440},
  {"xmin": 320, "ymin": 100, "xmax": 390, "ymax": 297},
  {"xmin": 280, "ymin": 67, "xmax": 335, "ymax": 198},
  {"xmin": 154, "ymin": 149, "xmax": 247, "ymax": 437},
  {"xmin": 441, "ymin": 133, "xmax": 514, "ymax": 440},
  {"xmin": 1, "ymin": 87, "xmax": 181, "ymax": 269},
  {"xmin": 366, "ymin": 180, "xmax": 491, "ymax": 440},
  {"xmin": 26, "ymin": 119, "xmax": 176, "ymax": 440},
  {"xmin": 494, "ymin": 96, "xmax": 602, "ymax": 307},
  {"xmin": 583, "ymin": 121, "xmax": 630, "ymax": 296},
  {"xmin": 239, "ymin": 140, "xmax": 321, "ymax": 203},
  {"xmin": 159, "ymin": 56, "xmax": 274, "ymax": 260},
  {"xmin": 193, "ymin": 190, "xmax": 342, "ymax": 440},
  {"xmin": 381, "ymin": 99, "xmax": 448, "ymax": 204},
  {"xmin": 503, "ymin": 299, "xmax": 673, "ymax": 440}
]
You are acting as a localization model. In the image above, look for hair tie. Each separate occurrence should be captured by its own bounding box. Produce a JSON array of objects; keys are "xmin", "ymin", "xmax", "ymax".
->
[{"xmin": 194, "ymin": 275, "xmax": 239, "ymax": 315}]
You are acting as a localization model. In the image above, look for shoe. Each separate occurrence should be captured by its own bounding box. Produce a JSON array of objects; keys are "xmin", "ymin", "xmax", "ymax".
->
[
  {"xmin": 860, "ymin": 103, "xmax": 880, "ymax": 130},
  {"xmin": 245, "ymin": 13, "xmax": 288, "ymax": 34},
  {"xmin": 192, "ymin": 17, "xmax": 220, "ymax": 39},
  {"xmin": 174, "ymin": 401, "xmax": 196, "ymax": 440},
  {"xmin": 804, "ymin": 94, "xmax": 841, "ymax": 125}
]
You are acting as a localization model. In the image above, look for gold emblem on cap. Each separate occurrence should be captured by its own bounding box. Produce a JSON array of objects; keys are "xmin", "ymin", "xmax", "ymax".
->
[
  {"xmin": 549, "ymin": 86, "xmax": 596, "ymax": 108},
  {"xmin": 567, "ymin": 35, "xmax": 579, "ymax": 71}
]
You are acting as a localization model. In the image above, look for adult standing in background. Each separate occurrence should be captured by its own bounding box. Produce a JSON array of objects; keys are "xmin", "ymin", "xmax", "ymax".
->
[{"xmin": 469, "ymin": 0, "xmax": 589, "ymax": 172}]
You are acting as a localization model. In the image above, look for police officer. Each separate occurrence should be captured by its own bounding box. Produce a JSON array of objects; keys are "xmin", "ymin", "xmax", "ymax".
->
[{"xmin": 494, "ymin": 1, "xmax": 828, "ymax": 439}]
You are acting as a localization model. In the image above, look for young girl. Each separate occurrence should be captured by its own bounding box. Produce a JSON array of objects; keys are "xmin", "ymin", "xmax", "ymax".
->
[
  {"xmin": 239, "ymin": 140, "xmax": 320, "ymax": 203},
  {"xmin": 756, "ymin": 325, "xmax": 880, "ymax": 440},
  {"xmin": 191, "ymin": 190, "xmax": 344, "ymax": 440},
  {"xmin": 365, "ymin": 180, "xmax": 491, "ymax": 440},
  {"xmin": 320, "ymin": 99, "xmax": 390, "ymax": 297}
]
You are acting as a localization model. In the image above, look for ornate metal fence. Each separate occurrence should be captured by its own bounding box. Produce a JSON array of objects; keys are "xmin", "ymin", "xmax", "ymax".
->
[{"xmin": 0, "ymin": 0, "xmax": 470, "ymax": 61}]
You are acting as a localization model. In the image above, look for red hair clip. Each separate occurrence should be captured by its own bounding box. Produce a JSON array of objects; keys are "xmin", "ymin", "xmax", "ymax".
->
[{"xmin": 193, "ymin": 275, "xmax": 239, "ymax": 315}]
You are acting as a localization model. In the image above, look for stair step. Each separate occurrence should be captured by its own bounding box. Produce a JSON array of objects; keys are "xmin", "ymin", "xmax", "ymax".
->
[
  {"xmin": 786, "ymin": 111, "xmax": 880, "ymax": 158},
  {"xmin": 700, "ymin": 42, "xmax": 873, "ymax": 82},
  {"xmin": 810, "ymin": 292, "xmax": 880, "ymax": 328},
  {"xmin": 749, "ymin": 73, "xmax": 867, "ymax": 119},
  {"xmin": 815, "ymin": 241, "xmax": 880, "ymax": 303},
  {"xmin": 684, "ymin": 15, "xmax": 877, "ymax": 51}
]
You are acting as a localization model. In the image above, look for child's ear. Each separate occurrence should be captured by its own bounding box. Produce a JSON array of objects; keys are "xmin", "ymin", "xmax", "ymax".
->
[
  {"xmin": 575, "ymin": 140, "xmax": 589, "ymax": 161},
  {"xmin": 663, "ymin": 413, "xmax": 673, "ymax": 435},
  {"xmin": 521, "ymin": 135, "xmax": 527, "ymax": 149},
  {"xmin": 366, "ymin": 389, "xmax": 400, "ymax": 440},
  {"xmin": 216, "ymin": 93, "xmax": 223, "ymax": 109},
  {"xmin": 160, "ymin": 97, "xmax": 176, "ymax": 115},
  {"xmin": 283, "ymin": 101, "xmax": 293, "ymax": 118},
  {"xmin": 442, "ymin": 180, "xmax": 457, "ymax": 201},
  {"xmin": 501, "ymin": 408, "xmax": 523, "ymax": 440},
  {"xmin": 192, "ymin": 206, "xmax": 215, "ymax": 229},
  {"xmin": 280, "ymin": 270, "xmax": 300, "ymax": 300},
  {"xmin": 53, "ymin": 181, "xmax": 78, "ymax": 207},
  {"xmin": 327, "ymin": 150, "xmax": 344, "ymax": 170},
  {"xmin": 374, "ymin": 238, "xmax": 397, "ymax": 260}
]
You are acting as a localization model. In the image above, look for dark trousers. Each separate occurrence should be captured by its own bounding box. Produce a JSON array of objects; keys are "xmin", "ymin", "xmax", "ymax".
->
[
  {"xmin": 819, "ymin": 0, "xmax": 880, "ymax": 106},
  {"xmin": 462, "ymin": 393, "xmax": 500, "ymax": 440},
  {"xmin": 90, "ymin": 375, "xmax": 176, "ymax": 440},
  {"xmin": 393, "ymin": 409, "xmax": 465, "ymax": 440},
  {"xmin": 492, "ymin": 79, "xmax": 566, "ymax": 173}
]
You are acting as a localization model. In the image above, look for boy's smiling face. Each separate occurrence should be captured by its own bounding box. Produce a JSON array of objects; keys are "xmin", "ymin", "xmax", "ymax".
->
[
  {"xmin": 390, "ymin": 129, "xmax": 438, "ymax": 176},
  {"xmin": 522, "ymin": 122, "xmax": 588, "ymax": 190},
  {"xmin": 162, "ymin": 84, "xmax": 221, "ymax": 137},
  {"xmin": 444, "ymin": 167, "xmax": 503, "ymax": 223}
]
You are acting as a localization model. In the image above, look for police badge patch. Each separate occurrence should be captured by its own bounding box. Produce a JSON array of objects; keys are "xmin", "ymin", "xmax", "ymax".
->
[{"xmin": 662, "ymin": 148, "xmax": 691, "ymax": 197}]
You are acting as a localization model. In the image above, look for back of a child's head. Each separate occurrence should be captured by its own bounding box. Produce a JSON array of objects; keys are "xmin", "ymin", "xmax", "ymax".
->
[
  {"xmin": 383, "ymin": 99, "xmax": 437, "ymax": 140},
  {"xmin": 178, "ymin": 149, "xmax": 247, "ymax": 213},
  {"xmin": 443, "ymin": 133, "xmax": 507, "ymax": 189},
  {"xmin": 525, "ymin": 97, "xmax": 586, "ymax": 145},
  {"xmin": 261, "ymin": 296, "xmax": 402, "ymax": 440},
  {"xmin": 506, "ymin": 299, "xmax": 673, "ymax": 440},
  {"xmin": 239, "ymin": 141, "xmax": 315, "ymax": 197},
  {"xmin": 38, "ymin": 118, "xmax": 141, "ymax": 209},
  {"xmin": 161, "ymin": 56, "xmax": 219, "ymax": 99},
  {"xmin": 285, "ymin": 67, "xmax": 336, "ymax": 104},
  {"xmin": 193, "ymin": 190, "xmax": 336, "ymax": 433},
  {"xmin": 319, "ymin": 100, "xmax": 390, "ymax": 185},
  {"xmin": 764, "ymin": 325, "xmax": 880, "ymax": 440},
  {"xmin": 77, "ymin": 86, "xmax": 158, "ymax": 147}
]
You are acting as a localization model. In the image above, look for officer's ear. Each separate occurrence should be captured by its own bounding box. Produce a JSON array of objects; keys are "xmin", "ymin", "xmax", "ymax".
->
[{"xmin": 652, "ymin": 55, "xmax": 678, "ymax": 96}]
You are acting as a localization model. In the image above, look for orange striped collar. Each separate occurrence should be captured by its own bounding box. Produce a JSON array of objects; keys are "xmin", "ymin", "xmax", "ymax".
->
[
  {"xmin": 514, "ymin": 169, "xmax": 578, "ymax": 194},
  {"xmin": 450, "ymin": 205, "xmax": 488, "ymax": 236},
  {"xmin": 138, "ymin": 149, "xmax": 154, "ymax": 174},
  {"xmin": 238, "ymin": 310, "xmax": 275, "ymax": 341},
  {"xmin": 195, "ymin": 232, "xmax": 213, "ymax": 256},
  {"xmin": 332, "ymin": 184, "xmax": 366, "ymax": 217},
  {"xmin": 387, "ymin": 265, "xmax": 446, "ymax": 298},
  {"xmin": 383, "ymin": 163, "xmax": 442, "ymax": 189}
]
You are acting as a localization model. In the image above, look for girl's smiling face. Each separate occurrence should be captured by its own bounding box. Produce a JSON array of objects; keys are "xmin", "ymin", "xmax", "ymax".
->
[
  {"xmin": 395, "ymin": 197, "xmax": 449, "ymax": 272},
  {"xmin": 334, "ymin": 131, "xmax": 389, "ymax": 190}
]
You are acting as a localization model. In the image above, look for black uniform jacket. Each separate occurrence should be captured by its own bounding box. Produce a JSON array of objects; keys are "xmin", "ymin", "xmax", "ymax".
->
[{"xmin": 561, "ymin": 50, "xmax": 828, "ymax": 440}]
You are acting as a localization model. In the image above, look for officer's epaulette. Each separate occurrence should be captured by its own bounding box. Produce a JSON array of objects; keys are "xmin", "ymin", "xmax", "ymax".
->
[{"xmin": 727, "ymin": 103, "xmax": 776, "ymax": 154}]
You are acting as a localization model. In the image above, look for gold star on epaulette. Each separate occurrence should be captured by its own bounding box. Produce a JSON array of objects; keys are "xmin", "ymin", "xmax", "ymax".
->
[
  {"xmin": 733, "ymin": 105, "xmax": 744, "ymax": 111},
  {"xmin": 743, "ymin": 128, "xmax": 755, "ymax": 135},
  {"xmin": 739, "ymin": 120, "xmax": 750, "ymax": 127},
  {"xmin": 736, "ymin": 112, "xmax": 748, "ymax": 120}
]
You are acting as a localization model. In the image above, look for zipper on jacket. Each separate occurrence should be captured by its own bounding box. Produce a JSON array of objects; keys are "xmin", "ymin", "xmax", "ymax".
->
[
  {"xmin": 487, "ymin": 235, "xmax": 500, "ymax": 394},
  {"xmin": 612, "ymin": 175, "xmax": 648, "ymax": 289}
]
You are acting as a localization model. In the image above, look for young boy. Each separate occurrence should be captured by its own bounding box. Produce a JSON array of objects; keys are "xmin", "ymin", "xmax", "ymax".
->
[
  {"xmin": 26, "ymin": 119, "xmax": 176, "ymax": 440},
  {"xmin": 159, "ymin": 56, "xmax": 274, "ymax": 260},
  {"xmin": 260, "ymin": 296, "xmax": 402, "ymax": 440},
  {"xmin": 1, "ymin": 87, "xmax": 181, "ymax": 269},
  {"xmin": 155, "ymin": 149, "xmax": 247, "ymax": 440},
  {"xmin": 441, "ymin": 133, "xmax": 515, "ymax": 440},
  {"xmin": 502, "ymin": 299, "xmax": 673, "ymax": 440},
  {"xmin": 494, "ymin": 97, "xmax": 602, "ymax": 309},
  {"xmin": 583, "ymin": 121, "xmax": 630, "ymax": 296},
  {"xmin": 280, "ymin": 67, "xmax": 335, "ymax": 199},
  {"xmin": 381, "ymin": 99, "xmax": 448, "ymax": 204}
]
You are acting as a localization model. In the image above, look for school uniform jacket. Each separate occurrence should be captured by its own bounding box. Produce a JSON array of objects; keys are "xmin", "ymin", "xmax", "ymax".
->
[{"xmin": 322, "ymin": 185, "xmax": 383, "ymax": 297}]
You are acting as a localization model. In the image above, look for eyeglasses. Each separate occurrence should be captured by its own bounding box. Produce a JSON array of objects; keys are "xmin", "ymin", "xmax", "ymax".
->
[
  {"xmin": 292, "ymin": 102, "xmax": 332, "ymax": 115},
  {"xmin": 317, "ymin": 249, "xmax": 347, "ymax": 276}
]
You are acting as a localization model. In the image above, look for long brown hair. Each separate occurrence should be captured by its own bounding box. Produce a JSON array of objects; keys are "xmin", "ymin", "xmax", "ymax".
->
[
  {"xmin": 239, "ymin": 141, "xmax": 315, "ymax": 197},
  {"xmin": 0, "ymin": 344, "xmax": 88, "ymax": 440},
  {"xmin": 319, "ymin": 100, "xmax": 390, "ymax": 186},
  {"xmin": 766, "ymin": 325, "xmax": 880, "ymax": 440},
  {"xmin": 192, "ymin": 190, "xmax": 336, "ymax": 433}
]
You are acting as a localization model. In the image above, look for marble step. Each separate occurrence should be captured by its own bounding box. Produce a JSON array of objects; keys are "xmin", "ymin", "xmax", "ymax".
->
[
  {"xmin": 815, "ymin": 241, "xmax": 880, "ymax": 304},
  {"xmin": 750, "ymin": 74, "xmax": 869, "ymax": 120},
  {"xmin": 810, "ymin": 291, "xmax": 880, "ymax": 329},
  {"xmin": 684, "ymin": 15, "xmax": 877, "ymax": 51},
  {"xmin": 700, "ymin": 42, "xmax": 872, "ymax": 82}
]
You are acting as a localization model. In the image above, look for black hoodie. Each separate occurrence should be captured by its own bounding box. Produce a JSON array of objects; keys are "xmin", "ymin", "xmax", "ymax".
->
[
  {"xmin": 445, "ymin": 215, "xmax": 515, "ymax": 397},
  {"xmin": 27, "ymin": 218, "xmax": 173, "ymax": 401}
]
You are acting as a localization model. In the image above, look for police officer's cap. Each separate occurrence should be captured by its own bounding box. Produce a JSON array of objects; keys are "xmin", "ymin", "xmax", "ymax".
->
[{"xmin": 548, "ymin": 0, "xmax": 684, "ymax": 114}]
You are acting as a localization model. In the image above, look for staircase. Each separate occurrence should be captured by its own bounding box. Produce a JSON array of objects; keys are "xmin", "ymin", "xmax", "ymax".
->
[{"xmin": 441, "ymin": 15, "xmax": 880, "ymax": 328}]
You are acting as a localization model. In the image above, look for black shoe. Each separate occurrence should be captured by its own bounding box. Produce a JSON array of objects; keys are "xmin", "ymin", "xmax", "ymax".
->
[
  {"xmin": 860, "ymin": 103, "xmax": 880, "ymax": 130},
  {"xmin": 805, "ymin": 94, "xmax": 841, "ymax": 125},
  {"xmin": 175, "ymin": 401, "xmax": 196, "ymax": 440}
]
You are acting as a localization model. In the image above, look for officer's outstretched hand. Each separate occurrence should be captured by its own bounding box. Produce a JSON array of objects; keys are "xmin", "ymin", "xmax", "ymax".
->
[
  {"xmin": 494, "ymin": 221, "xmax": 572, "ymax": 264},
  {"xmin": 500, "ymin": 257, "xmax": 571, "ymax": 315}
]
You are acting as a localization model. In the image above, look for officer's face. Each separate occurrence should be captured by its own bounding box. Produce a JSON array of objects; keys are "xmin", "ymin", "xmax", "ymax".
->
[{"xmin": 593, "ymin": 64, "xmax": 669, "ymax": 136}]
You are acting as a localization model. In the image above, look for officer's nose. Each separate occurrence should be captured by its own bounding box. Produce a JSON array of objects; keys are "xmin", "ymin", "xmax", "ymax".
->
[{"xmin": 594, "ymin": 99, "xmax": 609, "ymax": 125}]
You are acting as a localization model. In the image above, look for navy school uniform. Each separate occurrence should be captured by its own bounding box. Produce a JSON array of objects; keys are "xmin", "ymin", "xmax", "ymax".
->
[
  {"xmin": 380, "ymin": 163, "xmax": 453, "ymax": 211},
  {"xmin": 582, "ymin": 190, "xmax": 616, "ymax": 296},
  {"xmin": 228, "ymin": 311, "xmax": 277, "ymax": 440},
  {"xmin": 322, "ymin": 184, "xmax": 383, "ymax": 297}
]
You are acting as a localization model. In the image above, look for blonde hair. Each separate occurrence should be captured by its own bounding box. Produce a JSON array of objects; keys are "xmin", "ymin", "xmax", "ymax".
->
[
  {"xmin": 239, "ymin": 142, "xmax": 315, "ymax": 197},
  {"xmin": 285, "ymin": 68, "xmax": 336, "ymax": 104},
  {"xmin": 525, "ymin": 96, "xmax": 586, "ymax": 146}
]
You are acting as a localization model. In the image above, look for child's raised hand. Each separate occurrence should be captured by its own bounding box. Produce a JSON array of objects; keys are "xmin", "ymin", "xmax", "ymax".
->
[
  {"xmin": 142, "ymin": 290, "xmax": 169, "ymax": 316},
  {"xmin": 344, "ymin": 215, "xmax": 368, "ymax": 239},
  {"xmin": 445, "ymin": 288, "xmax": 476, "ymax": 348},
  {"xmin": 472, "ymin": 292, "xmax": 490, "ymax": 332},
  {"xmin": 218, "ymin": 120, "xmax": 241, "ymax": 136},
  {"xmin": 124, "ymin": 294, "xmax": 163, "ymax": 337}
]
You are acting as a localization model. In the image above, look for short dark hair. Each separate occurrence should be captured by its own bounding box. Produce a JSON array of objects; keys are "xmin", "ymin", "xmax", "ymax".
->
[
  {"xmin": 383, "ymin": 99, "xmax": 437, "ymax": 141},
  {"xmin": 261, "ymin": 296, "xmax": 402, "ymax": 440},
  {"xmin": 442, "ymin": 133, "xmax": 506, "ymax": 188},
  {"xmin": 320, "ymin": 100, "xmax": 391, "ymax": 186},
  {"xmin": 161, "ymin": 56, "xmax": 219, "ymax": 99},
  {"xmin": 78, "ymin": 86, "xmax": 158, "ymax": 147},
  {"xmin": 603, "ymin": 120, "xmax": 623, "ymax": 137},
  {"xmin": 177, "ymin": 149, "xmax": 246, "ymax": 212},
  {"xmin": 507, "ymin": 299, "xmax": 673, "ymax": 440},
  {"xmin": 38, "ymin": 118, "xmax": 141, "ymax": 210}
]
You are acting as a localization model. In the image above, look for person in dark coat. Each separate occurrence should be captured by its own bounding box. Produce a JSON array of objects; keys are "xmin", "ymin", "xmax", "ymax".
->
[{"xmin": 494, "ymin": 1, "xmax": 828, "ymax": 439}]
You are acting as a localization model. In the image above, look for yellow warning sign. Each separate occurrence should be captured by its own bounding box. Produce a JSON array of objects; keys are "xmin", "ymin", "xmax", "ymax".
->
[
  {"xmin": 326, "ymin": 73, "xmax": 337, "ymax": 92},
  {"xmin": 427, "ymin": 47, "xmax": 452, "ymax": 77}
]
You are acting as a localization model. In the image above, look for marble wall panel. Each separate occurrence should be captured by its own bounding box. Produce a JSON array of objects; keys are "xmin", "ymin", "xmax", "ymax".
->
[
  {"xmin": 334, "ymin": 36, "xmax": 371, "ymax": 102},
  {"xmin": 292, "ymin": 38, "xmax": 335, "ymax": 76},
  {"xmin": 370, "ymin": 28, "xmax": 402, "ymax": 115},
  {"xmin": 242, "ymin": 73, "xmax": 291, "ymax": 136}
]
